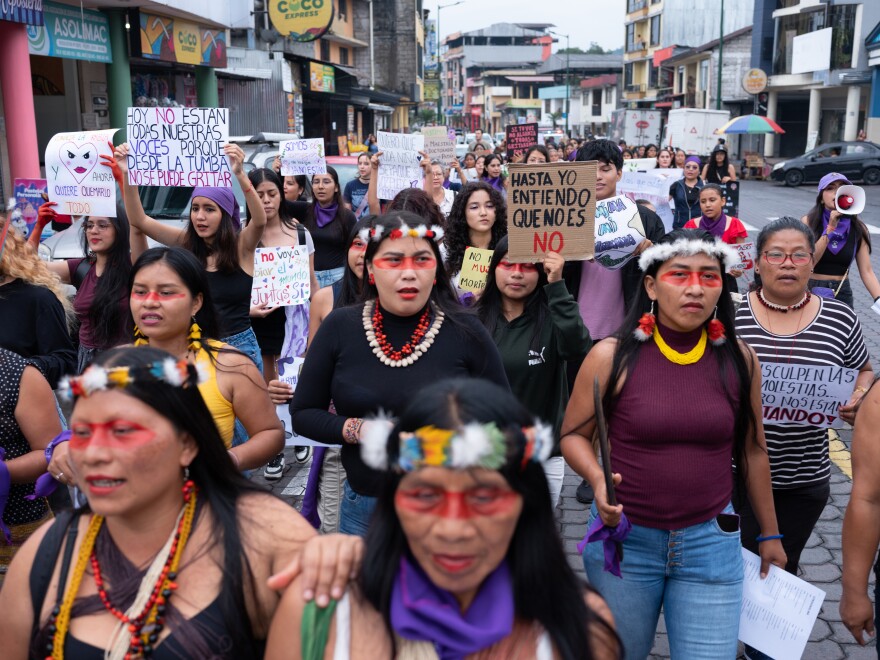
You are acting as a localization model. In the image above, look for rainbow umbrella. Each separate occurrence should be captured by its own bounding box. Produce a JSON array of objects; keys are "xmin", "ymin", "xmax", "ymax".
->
[{"xmin": 714, "ymin": 114, "xmax": 785, "ymax": 134}]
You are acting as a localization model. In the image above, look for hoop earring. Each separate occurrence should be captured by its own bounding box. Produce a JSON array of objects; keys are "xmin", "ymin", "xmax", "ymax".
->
[
  {"xmin": 707, "ymin": 307, "xmax": 727, "ymax": 346},
  {"xmin": 634, "ymin": 300, "xmax": 656, "ymax": 342},
  {"xmin": 133, "ymin": 325, "xmax": 149, "ymax": 347},
  {"xmin": 188, "ymin": 317, "xmax": 203, "ymax": 352}
]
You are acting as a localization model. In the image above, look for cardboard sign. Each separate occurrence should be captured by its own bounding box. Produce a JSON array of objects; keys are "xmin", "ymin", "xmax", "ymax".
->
[
  {"xmin": 251, "ymin": 246, "xmax": 310, "ymax": 309},
  {"xmin": 279, "ymin": 138, "xmax": 326, "ymax": 176},
  {"xmin": 594, "ymin": 196, "xmax": 646, "ymax": 270},
  {"xmin": 46, "ymin": 129, "xmax": 118, "ymax": 217},
  {"xmin": 507, "ymin": 162, "xmax": 596, "ymax": 263},
  {"xmin": 377, "ymin": 131, "xmax": 425, "ymax": 199},
  {"xmin": 422, "ymin": 126, "xmax": 455, "ymax": 164},
  {"xmin": 13, "ymin": 178, "xmax": 47, "ymax": 237},
  {"xmin": 619, "ymin": 168, "xmax": 683, "ymax": 232},
  {"xmin": 506, "ymin": 123, "xmax": 538, "ymax": 161},
  {"xmin": 760, "ymin": 363, "xmax": 858, "ymax": 429},
  {"xmin": 458, "ymin": 247, "xmax": 494, "ymax": 294},
  {"xmin": 732, "ymin": 241, "xmax": 755, "ymax": 272},
  {"xmin": 126, "ymin": 106, "xmax": 231, "ymax": 187}
]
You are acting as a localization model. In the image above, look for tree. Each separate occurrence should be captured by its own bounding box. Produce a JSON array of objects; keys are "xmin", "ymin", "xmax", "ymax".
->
[
  {"xmin": 558, "ymin": 47, "xmax": 585, "ymax": 54},
  {"xmin": 549, "ymin": 110, "xmax": 563, "ymax": 129},
  {"xmin": 586, "ymin": 42, "xmax": 608, "ymax": 54},
  {"xmin": 417, "ymin": 108, "xmax": 437, "ymax": 126}
]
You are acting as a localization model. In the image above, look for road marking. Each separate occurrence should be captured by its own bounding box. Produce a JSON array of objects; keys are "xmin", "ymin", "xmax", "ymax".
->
[
  {"xmin": 741, "ymin": 220, "xmax": 760, "ymax": 232},
  {"xmin": 830, "ymin": 433, "xmax": 852, "ymax": 480},
  {"xmin": 865, "ymin": 224, "xmax": 880, "ymax": 235}
]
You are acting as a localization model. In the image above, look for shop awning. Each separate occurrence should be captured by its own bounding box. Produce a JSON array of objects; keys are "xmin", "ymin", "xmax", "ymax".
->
[
  {"xmin": 505, "ymin": 75, "xmax": 555, "ymax": 82},
  {"xmin": 216, "ymin": 67, "xmax": 273, "ymax": 80},
  {"xmin": 368, "ymin": 103, "xmax": 395, "ymax": 113}
]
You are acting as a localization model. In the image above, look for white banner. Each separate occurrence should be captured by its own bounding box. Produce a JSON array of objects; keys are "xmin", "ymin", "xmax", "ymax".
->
[
  {"xmin": 619, "ymin": 168, "xmax": 683, "ymax": 232},
  {"xmin": 760, "ymin": 363, "xmax": 858, "ymax": 429},
  {"xmin": 377, "ymin": 131, "xmax": 425, "ymax": 199},
  {"xmin": 279, "ymin": 138, "xmax": 326, "ymax": 176},
  {"xmin": 46, "ymin": 129, "xmax": 119, "ymax": 217},
  {"xmin": 275, "ymin": 356, "xmax": 332, "ymax": 448}
]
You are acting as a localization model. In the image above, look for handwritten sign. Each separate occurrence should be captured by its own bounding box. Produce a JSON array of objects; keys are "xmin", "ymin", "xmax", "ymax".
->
[
  {"xmin": 594, "ymin": 196, "xmax": 646, "ymax": 270},
  {"xmin": 377, "ymin": 131, "xmax": 425, "ymax": 199},
  {"xmin": 621, "ymin": 158, "xmax": 657, "ymax": 172},
  {"xmin": 46, "ymin": 129, "xmax": 119, "ymax": 217},
  {"xmin": 251, "ymin": 246, "xmax": 310, "ymax": 309},
  {"xmin": 760, "ymin": 363, "xmax": 858, "ymax": 429},
  {"xmin": 274, "ymin": 357, "xmax": 331, "ymax": 448},
  {"xmin": 507, "ymin": 162, "xmax": 596, "ymax": 263},
  {"xmin": 458, "ymin": 247, "xmax": 494, "ymax": 294},
  {"xmin": 422, "ymin": 126, "xmax": 455, "ymax": 164},
  {"xmin": 126, "ymin": 106, "xmax": 231, "ymax": 187},
  {"xmin": 732, "ymin": 241, "xmax": 755, "ymax": 272},
  {"xmin": 279, "ymin": 138, "xmax": 326, "ymax": 176},
  {"xmin": 506, "ymin": 123, "xmax": 538, "ymax": 161},
  {"xmin": 619, "ymin": 168, "xmax": 682, "ymax": 232}
]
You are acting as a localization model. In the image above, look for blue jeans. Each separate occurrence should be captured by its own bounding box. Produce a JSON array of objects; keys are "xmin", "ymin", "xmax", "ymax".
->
[
  {"xmin": 222, "ymin": 327, "xmax": 262, "ymax": 449},
  {"xmin": 584, "ymin": 503, "xmax": 744, "ymax": 660},
  {"xmin": 316, "ymin": 267, "xmax": 345, "ymax": 289},
  {"xmin": 338, "ymin": 480, "xmax": 377, "ymax": 537}
]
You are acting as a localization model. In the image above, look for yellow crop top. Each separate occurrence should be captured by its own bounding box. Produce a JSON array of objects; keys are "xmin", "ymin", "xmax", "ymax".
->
[{"xmin": 194, "ymin": 340, "xmax": 235, "ymax": 448}]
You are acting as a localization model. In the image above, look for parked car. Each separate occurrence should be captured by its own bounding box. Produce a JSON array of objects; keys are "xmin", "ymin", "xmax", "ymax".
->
[
  {"xmin": 230, "ymin": 132, "xmax": 300, "ymax": 171},
  {"xmin": 771, "ymin": 141, "xmax": 880, "ymax": 187},
  {"xmin": 325, "ymin": 155, "xmax": 359, "ymax": 192}
]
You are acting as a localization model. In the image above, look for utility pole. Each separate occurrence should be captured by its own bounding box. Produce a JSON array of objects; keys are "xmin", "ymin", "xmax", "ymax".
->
[{"xmin": 716, "ymin": 0, "xmax": 724, "ymax": 110}]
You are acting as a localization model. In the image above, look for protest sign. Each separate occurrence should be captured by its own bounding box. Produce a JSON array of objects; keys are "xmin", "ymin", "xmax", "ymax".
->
[
  {"xmin": 506, "ymin": 123, "xmax": 538, "ymax": 161},
  {"xmin": 126, "ymin": 106, "xmax": 231, "ymax": 187},
  {"xmin": 45, "ymin": 129, "xmax": 118, "ymax": 217},
  {"xmin": 376, "ymin": 131, "xmax": 425, "ymax": 199},
  {"xmin": 422, "ymin": 126, "xmax": 455, "ymax": 164},
  {"xmin": 507, "ymin": 162, "xmax": 596, "ymax": 263},
  {"xmin": 251, "ymin": 246, "xmax": 310, "ymax": 309},
  {"xmin": 279, "ymin": 138, "xmax": 326, "ymax": 176},
  {"xmin": 593, "ymin": 196, "xmax": 646, "ymax": 270},
  {"xmin": 458, "ymin": 247, "xmax": 494, "ymax": 294},
  {"xmin": 14, "ymin": 178, "xmax": 47, "ymax": 237},
  {"xmin": 760, "ymin": 363, "xmax": 858, "ymax": 429},
  {"xmin": 722, "ymin": 181, "xmax": 740, "ymax": 217},
  {"xmin": 732, "ymin": 241, "xmax": 755, "ymax": 272},
  {"xmin": 619, "ymin": 168, "xmax": 682, "ymax": 232},
  {"xmin": 622, "ymin": 158, "xmax": 657, "ymax": 172},
  {"xmin": 274, "ymin": 356, "xmax": 331, "ymax": 448}
]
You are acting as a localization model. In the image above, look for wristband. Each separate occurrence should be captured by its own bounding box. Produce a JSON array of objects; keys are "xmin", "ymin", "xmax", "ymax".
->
[
  {"xmin": 755, "ymin": 534, "xmax": 783, "ymax": 543},
  {"xmin": 344, "ymin": 418, "xmax": 363, "ymax": 444},
  {"xmin": 44, "ymin": 430, "xmax": 72, "ymax": 464}
]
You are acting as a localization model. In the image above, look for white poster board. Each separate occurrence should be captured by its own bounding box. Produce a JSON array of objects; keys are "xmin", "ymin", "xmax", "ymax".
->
[
  {"xmin": 732, "ymin": 241, "xmax": 756, "ymax": 272},
  {"xmin": 279, "ymin": 138, "xmax": 326, "ymax": 176},
  {"xmin": 275, "ymin": 356, "xmax": 332, "ymax": 448},
  {"xmin": 792, "ymin": 28, "xmax": 832, "ymax": 75},
  {"xmin": 251, "ymin": 246, "xmax": 310, "ymax": 309},
  {"xmin": 594, "ymin": 195, "xmax": 646, "ymax": 270},
  {"xmin": 619, "ymin": 168, "xmax": 683, "ymax": 232},
  {"xmin": 422, "ymin": 126, "xmax": 455, "ymax": 164},
  {"xmin": 46, "ymin": 129, "xmax": 119, "ymax": 216},
  {"xmin": 377, "ymin": 131, "xmax": 425, "ymax": 199},
  {"xmin": 761, "ymin": 363, "xmax": 858, "ymax": 429}
]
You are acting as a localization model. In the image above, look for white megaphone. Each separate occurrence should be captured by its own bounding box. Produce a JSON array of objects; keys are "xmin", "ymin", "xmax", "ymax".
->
[{"xmin": 835, "ymin": 185, "xmax": 865, "ymax": 216}]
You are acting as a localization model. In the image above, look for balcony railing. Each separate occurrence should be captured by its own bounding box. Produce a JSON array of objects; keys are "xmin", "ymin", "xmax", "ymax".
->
[{"xmin": 625, "ymin": 83, "xmax": 646, "ymax": 93}]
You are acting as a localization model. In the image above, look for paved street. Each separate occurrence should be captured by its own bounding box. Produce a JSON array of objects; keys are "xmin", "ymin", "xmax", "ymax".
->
[{"xmin": 259, "ymin": 180, "xmax": 880, "ymax": 659}]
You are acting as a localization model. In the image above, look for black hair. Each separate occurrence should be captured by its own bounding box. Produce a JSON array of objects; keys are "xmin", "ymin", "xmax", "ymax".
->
[
  {"xmin": 463, "ymin": 152, "xmax": 476, "ymax": 164},
  {"xmin": 285, "ymin": 174, "xmax": 311, "ymax": 202},
  {"xmin": 805, "ymin": 188, "xmax": 871, "ymax": 254},
  {"xmin": 645, "ymin": 143, "xmax": 658, "ymax": 156},
  {"xmin": 360, "ymin": 378, "xmax": 620, "ymax": 660},
  {"xmin": 182, "ymin": 195, "xmax": 240, "ymax": 274},
  {"xmin": 80, "ymin": 202, "xmax": 134, "ymax": 349},
  {"xmin": 301, "ymin": 166, "xmax": 347, "ymax": 243},
  {"xmin": 656, "ymin": 147, "xmax": 675, "ymax": 168},
  {"xmin": 481, "ymin": 154, "xmax": 503, "ymax": 179},
  {"xmin": 524, "ymin": 144, "xmax": 549, "ymax": 163},
  {"xmin": 755, "ymin": 216, "xmax": 816, "ymax": 255},
  {"xmin": 356, "ymin": 152, "xmax": 371, "ymax": 164},
  {"xmin": 477, "ymin": 236, "xmax": 549, "ymax": 354},
  {"xmin": 576, "ymin": 139, "xmax": 623, "ymax": 171},
  {"xmin": 706, "ymin": 148, "xmax": 732, "ymax": 183},
  {"xmin": 699, "ymin": 183, "xmax": 727, "ymax": 199},
  {"xmin": 246, "ymin": 167, "xmax": 304, "ymax": 235},
  {"xmin": 387, "ymin": 188, "xmax": 446, "ymax": 230},
  {"xmin": 336, "ymin": 215, "xmax": 375, "ymax": 308},
  {"xmin": 444, "ymin": 181, "xmax": 508, "ymax": 276},
  {"xmin": 33, "ymin": 345, "xmax": 268, "ymax": 659}
]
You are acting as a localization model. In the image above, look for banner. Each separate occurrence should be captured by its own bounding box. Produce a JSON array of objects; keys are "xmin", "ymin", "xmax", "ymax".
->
[
  {"xmin": 760, "ymin": 363, "xmax": 858, "ymax": 429},
  {"xmin": 458, "ymin": 247, "xmax": 494, "ymax": 294},
  {"xmin": 1, "ymin": 0, "xmax": 43, "ymax": 25},
  {"xmin": 126, "ymin": 106, "xmax": 231, "ymax": 187},
  {"xmin": 309, "ymin": 62, "xmax": 335, "ymax": 93},
  {"xmin": 732, "ymin": 241, "xmax": 755, "ymax": 272},
  {"xmin": 422, "ymin": 126, "xmax": 455, "ymax": 164},
  {"xmin": 506, "ymin": 123, "xmax": 538, "ymax": 161},
  {"xmin": 13, "ymin": 178, "xmax": 47, "ymax": 237},
  {"xmin": 27, "ymin": 2, "xmax": 111, "ymax": 63},
  {"xmin": 594, "ymin": 195, "xmax": 646, "ymax": 270},
  {"xmin": 376, "ymin": 131, "xmax": 425, "ymax": 200},
  {"xmin": 279, "ymin": 138, "xmax": 326, "ymax": 176},
  {"xmin": 507, "ymin": 162, "xmax": 596, "ymax": 263},
  {"xmin": 269, "ymin": 0, "xmax": 334, "ymax": 42},
  {"xmin": 138, "ymin": 11, "xmax": 227, "ymax": 67},
  {"xmin": 45, "ymin": 129, "xmax": 118, "ymax": 217},
  {"xmin": 619, "ymin": 168, "xmax": 682, "ymax": 232},
  {"xmin": 251, "ymin": 246, "xmax": 310, "ymax": 309}
]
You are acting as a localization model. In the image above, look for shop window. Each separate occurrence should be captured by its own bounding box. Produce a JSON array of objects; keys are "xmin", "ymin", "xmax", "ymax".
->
[
  {"xmin": 340, "ymin": 47, "xmax": 349, "ymax": 66},
  {"xmin": 650, "ymin": 15, "xmax": 661, "ymax": 47},
  {"xmin": 320, "ymin": 40, "xmax": 331, "ymax": 62},
  {"xmin": 339, "ymin": 0, "xmax": 348, "ymax": 21}
]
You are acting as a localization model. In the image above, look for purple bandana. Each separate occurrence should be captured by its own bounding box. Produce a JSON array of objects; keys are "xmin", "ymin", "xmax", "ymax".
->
[
  {"xmin": 300, "ymin": 446, "xmax": 326, "ymax": 529},
  {"xmin": 699, "ymin": 212, "xmax": 726, "ymax": 239},
  {"xmin": 484, "ymin": 176, "xmax": 505, "ymax": 194},
  {"xmin": 578, "ymin": 512, "xmax": 632, "ymax": 578},
  {"xmin": 314, "ymin": 202, "xmax": 339, "ymax": 228},
  {"xmin": 28, "ymin": 430, "xmax": 73, "ymax": 502},
  {"xmin": 823, "ymin": 208, "xmax": 851, "ymax": 256},
  {"xmin": 191, "ymin": 187, "xmax": 241, "ymax": 230},
  {"xmin": 391, "ymin": 555, "xmax": 514, "ymax": 659}
]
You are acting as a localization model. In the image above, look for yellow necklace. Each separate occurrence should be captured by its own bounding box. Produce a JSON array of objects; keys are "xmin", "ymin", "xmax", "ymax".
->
[{"xmin": 653, "ymin": 327, "xmax": 707, "ymax": 365}]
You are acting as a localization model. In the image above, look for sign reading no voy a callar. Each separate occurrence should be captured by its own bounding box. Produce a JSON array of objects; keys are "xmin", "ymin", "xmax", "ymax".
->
[
  {"xmin": 377, "ymin": 131, "xmax": 425, "ymax": 199},
  {"xmin": 761, "ymin": 363, "xmax": 858, "ymax": 429},
  {"xmin": 46, "ymin": 129, "xmax": 119, "ymax": 217}
]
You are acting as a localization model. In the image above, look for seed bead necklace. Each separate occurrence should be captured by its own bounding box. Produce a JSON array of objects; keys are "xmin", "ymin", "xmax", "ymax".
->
[
  {"xmin": 653, "ymin": 327, "xmax": 708, "ymax": 365},
  {"xmin": 363, "ymin": 300, "xmax": 445, "ymax": 367},
  {"xmin": 756, "ymin": 286, "xmax": 811, "ymax": 313}
]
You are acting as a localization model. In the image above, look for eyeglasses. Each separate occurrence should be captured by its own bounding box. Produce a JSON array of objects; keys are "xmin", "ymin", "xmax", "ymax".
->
[
  {"xmin": 497, "ymin": 261, "xmax": 539, "ymax": 274},
  {"xmin": 762, "ymin": 251, "xmax": 813, "ymax": 265},
  {"xmin": 85, "ymin": 221, "xmax": 112, "ymax": 231},
  {"xmin": 372, "ymin": 255, "xmax": 437, "ymax": 270}
]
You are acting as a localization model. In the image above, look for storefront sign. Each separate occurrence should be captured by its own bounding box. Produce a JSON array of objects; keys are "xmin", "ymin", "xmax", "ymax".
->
[
  {"xmin": 594, "ymin": 195, "xmax": 645, "ymax": 270},
  {"xmin": 309, "ymin": 62, "xmax": 335, "ymax": 93},
  {"xmin": 269, "ymin": 0, "xmax": 333, "ymax": 42},
  {"xmin": 376, "ymin": 131, "xmax": 425, "ymax": 200},
  {"xmin": 741, "ymin": 68, "xmax": 768, "ymax": 95},
  {"xmin": 1, "ymin": 0, "xmax": 43, "ymax": 26},
  {"xmin": 27, "ymin": 2, "xmax": 110, "ymax": 63},
  {"xmin": 138, "ymin": 11, "xmax": 227, "ymax": 68},
  {"xmin": 45, "ymin": 129, "xmax": 118, "ymax": 217},
  {"xmin": 761, "ymin": 363, "xmax": 857, "ymax": 429}
]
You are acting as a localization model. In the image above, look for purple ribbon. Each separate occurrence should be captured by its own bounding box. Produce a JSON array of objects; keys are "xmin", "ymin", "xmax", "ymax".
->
[
  {"xmin": 0, "ymin": 448, "xmax": 12, "ymax": 544},
  {"xmin": 577, "ymin": 512, "xmax": 632, "ymax": 578},
  {"xmin": 26, "ymin": 430, "xmax": 71, "ymax": 502},
  {"xmin": 299, "ymin": 446, "xmax": 326, "ymax": 529},
  {"xmin": 823, "ymin": 208, "xmax": 852, "ymax": 256}
]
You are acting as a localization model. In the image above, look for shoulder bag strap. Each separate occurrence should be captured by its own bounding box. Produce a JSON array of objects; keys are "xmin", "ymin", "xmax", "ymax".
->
[
  {"xmin": 29, "ymin": 510, "xmax": 79, "ymax": 639},
  {"xmin": 72, "ymin": 258, "xmax": 92, "ymax": 289},
  {"xmin": 301, "ymin": 598, "xmax": 338, "ymax": 660}
]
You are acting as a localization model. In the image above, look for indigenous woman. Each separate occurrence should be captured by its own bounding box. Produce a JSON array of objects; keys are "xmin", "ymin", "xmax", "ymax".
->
[
  {"xmin": 562, "ymin": 230, "xmax": 785, "ymax": 659},
  {"xmin": 268, "ymin": 378, "xmax": 620, "ymax": 660},
  {"xmin": 669, "ymin": 156, "xmax": 704, "ymax": 230},
  {"xmin": 684, "ymin": 183, "xmax": 747, "ymax": 290},
  {"xmin": 443, "ymin": 181, "xmax": 507, "ymax": 283},
  {"xmin": 655, "ymin": 148, "xmax": 674, "ymax": 169},
  {"xmin": 290, "ymin": 211, "xmax": 508, "ymax": 537},
  {"xmin": 477, "ymin": 239, "xmax": 591, "ymax": 508},
  {"xmin": 701, "ymin": 146, "xmax": 737, "ymax": 184},
  {"xmin": 115, "ymin": 142, "xmax": 267, "ymax": 369},
  {"xmin": 0, "ymin": 348, "xmax": 63, "ymax": 582},
  {"xmin": 0, "ymin": 346, "xmax": 364, "ymax": 658},
  {"xmin": 801, "ymin": 172, "xmax": 880, "ymax": 309}
]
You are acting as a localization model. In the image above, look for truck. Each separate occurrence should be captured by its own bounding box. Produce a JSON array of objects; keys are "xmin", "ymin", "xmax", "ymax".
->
[
  {"xmin": 663, "ymin": 108, "xmax": 731, "ymax": 155},
  {"xmin": 609, "ymin": 109, "xmax": 662, "ymax": 146}
]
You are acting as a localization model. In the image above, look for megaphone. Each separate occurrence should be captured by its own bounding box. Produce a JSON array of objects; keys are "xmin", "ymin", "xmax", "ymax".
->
[{"xmin": 835, "ymin": 185, "xmax": 865, "ymax": 216}]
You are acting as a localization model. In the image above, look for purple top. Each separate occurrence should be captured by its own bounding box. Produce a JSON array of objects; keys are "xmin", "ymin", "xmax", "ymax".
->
[
  {"xmin": 67, "ymin": 259, "xmax": 132, "ymax": 349},
  {"xmin": 608, "ymin": 323, "xmax": 738, "ymax": 529},
  {"xmin": 576, "ymin": 261, "xmax": 624, "ymax": 340}
]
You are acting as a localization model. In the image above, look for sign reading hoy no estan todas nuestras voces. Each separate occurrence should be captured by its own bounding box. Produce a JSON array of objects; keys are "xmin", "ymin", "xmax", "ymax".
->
[{"xmin": 507, "ymin": 161, "xmax": 597, "ymax": 263}]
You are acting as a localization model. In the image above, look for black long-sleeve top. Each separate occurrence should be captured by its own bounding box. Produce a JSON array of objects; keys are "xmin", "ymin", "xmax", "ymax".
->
[
  {"xmin": 291, "ymin": 303, "xmax": 509, "ymax": 496},
  {"xmin": 0, "ymin": 279, "xmax": 75, "ymax": 387}
]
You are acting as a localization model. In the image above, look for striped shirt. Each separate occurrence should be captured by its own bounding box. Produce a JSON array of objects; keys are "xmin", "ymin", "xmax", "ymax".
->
[{"xmin": 735, "ymin": 295, "xmax": 869, "ymax": 488}]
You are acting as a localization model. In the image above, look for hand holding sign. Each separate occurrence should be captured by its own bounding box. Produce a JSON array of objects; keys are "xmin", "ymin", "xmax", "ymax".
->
[
  {"xmin": 593, "ymin": 195, "xmax": 646, "ymax": 270},
  {"xmin": 279, "ymin": 138, "xmax": 327, "ymax": 176},
  {"xmin": 46, "ymin": 129, "xmax": 120, "ymax": 217}
]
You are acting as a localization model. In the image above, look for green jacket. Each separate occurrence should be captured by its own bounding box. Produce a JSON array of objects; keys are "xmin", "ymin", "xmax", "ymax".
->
[{"xmin": 491, "ymin": 280, "xmax": 592, "ymax": 455}]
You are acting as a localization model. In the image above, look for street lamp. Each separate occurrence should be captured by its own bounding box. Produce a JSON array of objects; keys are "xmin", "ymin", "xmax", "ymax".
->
[
  {"xmin": 548, "ymin": 29, "xmax": 570, "ymax": 136},
  {"xmin": 437, "ymin": 1, "xmax": 464, "ymax": 125}
]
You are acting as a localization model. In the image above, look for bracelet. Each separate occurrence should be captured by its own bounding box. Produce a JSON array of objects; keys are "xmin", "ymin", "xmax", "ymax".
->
[
  {"xmin": 242, "ymin": 183, "xmax": 254, "ymax": 194},
  {"xmin": 756, "ymin": 534, "xmax": 783, "ymax": 543},
  {"xmin": 854, "ymin": 386, "xmax": 870, "ymax": 396},
  {"xmin": 44, "ymin": 430, "xmax": 71, "ymax": 464},
  {"xmin": 343, "ymin": 418, "xmax": 364, "ymax": 444}
]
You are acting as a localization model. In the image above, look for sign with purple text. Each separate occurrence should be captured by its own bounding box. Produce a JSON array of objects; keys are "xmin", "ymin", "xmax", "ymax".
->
[
  {"xmin": 279, "ymin": 138, "xmax": 326, "ymax": 176},
  {"xmin": 251, "ymin": 246, "xmax": 310, "ymax": 309},
  {"xmin": 13, "ymin": 178, "xmax": 47, "ymax": 236},
  {"xmin": 45, "ymin": 129, "xmax": 118, "ymax": 217},
  {"xmin": 761, "ymin": 363, "xmax": 857, "ymax": 429}
]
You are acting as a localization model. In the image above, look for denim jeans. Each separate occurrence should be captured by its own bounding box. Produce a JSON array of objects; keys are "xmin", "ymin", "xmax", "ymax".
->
[
  {"xmin": 338, "ymin": 480, "xmax": 377, "ymax": 537},
  {"xmin": 584, "ymin": 503, "xmax": 744, "ymax": 660},
  {"xmin": 316, "ymin": 267, "xmax": 345, "ymax": 289},
  {"xmin": 222, "ymin": 327, "xmax": 263, "ymax": 449}
]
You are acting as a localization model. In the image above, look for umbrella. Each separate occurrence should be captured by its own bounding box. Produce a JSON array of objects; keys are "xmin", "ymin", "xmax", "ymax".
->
[{"xmin": 714, "ymin": 114, "xmax": 785, "ymax": 135}]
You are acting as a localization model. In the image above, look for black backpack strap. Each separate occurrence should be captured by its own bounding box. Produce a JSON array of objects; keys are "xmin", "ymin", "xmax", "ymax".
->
[
  {"xmin": 296, "ymin": 223, "xmax": 307, "ymax": 246},
  {"xmin": 29, "ymin": 510, "xmax": 80, "ymax": 639},
  {"xmin": 71, "ymin": 258, "xmax": 92, "ymax": 289}
]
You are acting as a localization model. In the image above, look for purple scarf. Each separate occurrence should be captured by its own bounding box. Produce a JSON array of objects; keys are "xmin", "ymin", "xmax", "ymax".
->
[
  {"xmin": 699, "ymin": 212, "xmax": 727, "ymax": 239},
  {"xmin": 191, "ymin": 187, "xmax": 241, "ymax": 230},
  {"xmin": 578, "ymin": 512, "xmax": 632, "ymax": 578},
  {"xmin": 0, "ymin": 447, "xmax": 11, "ymax": 543},
  {"xmin": 314, "ymin": 201, "xmax": 339, "ymax": 228},
  {"xmin": 391, "ymin": 555, "xmax": 514, "ymax": 659},
  {"xmin": 823, "ymin": 208, "xmax": 852, "ymax": 256},
  {"xmin": 484, "ymin": 176, "xmax": 505, "ymax": 194}
]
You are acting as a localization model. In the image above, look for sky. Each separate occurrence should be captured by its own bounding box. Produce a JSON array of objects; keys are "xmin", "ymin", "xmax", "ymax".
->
[{"xmin": 429, "ymin": 0, "xmax": 627, "ymax": 53}]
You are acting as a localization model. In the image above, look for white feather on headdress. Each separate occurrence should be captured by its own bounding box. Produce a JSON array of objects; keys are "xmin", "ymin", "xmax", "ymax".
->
[
  {"xmin": 58, "ymin": 376, "xmax": 73, "ymax": 401},
  {"xmin": 357, "ymin": 227, "xmax": 371, "ymax": 244},
  {"xmin": 194, "ymin": 362, "xmax": 210, "ymax": 385},
  {"xmin": 81, "ymin": 367, "xmax": 108, "ymax": 395},
  {"xmin": 638, "ymin": 238, "xmax": 740, "ymax": 273},
  {"xmin": 531, "ymin": 420, "xmax": 554, "ymax": 463},
  {"xmin": 430, "ymin": 225, "xmax": 445, "ymax": 242},
  {"xmin": 162, "ymin": 358, "xmax": 184, "ymax": 386},
  {"xmin": 359, "ymin": 412, "xmax": 396, "ymax": 470},
  {"xmin": 452, "ymin": 423, "xmax": 492, "ymax": 468}
]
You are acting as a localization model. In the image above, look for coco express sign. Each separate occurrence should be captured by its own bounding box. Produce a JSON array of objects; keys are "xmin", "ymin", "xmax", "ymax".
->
[{"xmin": 270, "ymin": 0, "xmax": 333, "ymax": 42}]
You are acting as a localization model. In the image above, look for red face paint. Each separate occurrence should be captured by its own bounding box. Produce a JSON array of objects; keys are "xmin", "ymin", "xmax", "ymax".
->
[
  {"xmin": 130, "ymin": 291, "xmax": 188, "ymax": 302},
  {"xmin": 70, "ymin": 420, "xmax": 155, "ymax": 450},
  {"xmin": 396, "ymin": 487, "xmax": 520, "ymax": 518},
  {"xmin": 659, "ymin": 270, "xmax": 723, "ymax": 288},
  {"xmin": 349, "ymin": 238, "xmax": 368, "ymax": 252},
  {"xmin": 497, "ymin": 260, "xmax": 538, "ymax": 274},
  {"xmin": 372, "ymin": 255, "xmax": 437, "ymax": 270}
]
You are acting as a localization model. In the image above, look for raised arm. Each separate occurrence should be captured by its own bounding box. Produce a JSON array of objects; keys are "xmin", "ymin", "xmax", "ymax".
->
[
  {"xmin": 232, "ymin": 144, "xmax": 267, "ymax": 264},
  {"xmin": 367, "ymin": 151, "xmax": 383, "ymax": 216}
]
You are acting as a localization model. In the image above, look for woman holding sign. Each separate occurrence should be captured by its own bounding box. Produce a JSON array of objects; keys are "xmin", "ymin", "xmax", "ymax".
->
[
  {"xmin": 443, "ymin": 181, "xmax": 508, "ymax": 286},
  {"xmin": 683, "ymin": 183, "xmax": 747, "ymax": 290}
]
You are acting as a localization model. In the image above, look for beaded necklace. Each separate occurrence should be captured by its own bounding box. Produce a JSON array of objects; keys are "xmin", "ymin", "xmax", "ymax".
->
[
  {"xmin": 363, "ymin": 301, "xmax": 444, "ymax": 367},
  {"xmin": 756, "ymin": 287, "xmax": 811, "ymax": 313},
  {"xmin": 653, "ymin": 327, "xmax": 707, "ymax": 365}
]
